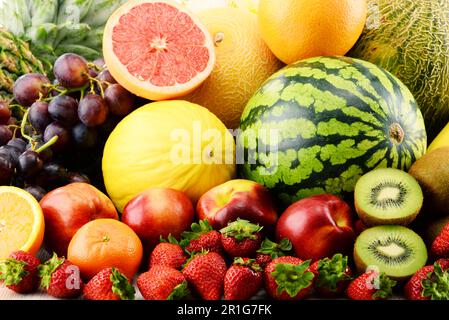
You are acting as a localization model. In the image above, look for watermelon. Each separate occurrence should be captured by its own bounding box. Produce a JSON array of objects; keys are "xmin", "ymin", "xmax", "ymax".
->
[
  {"xmin": 238, "ymin": 56, "xmax": 427, "ymax": 206},
  {"xmin": 349, "ymin": 0, "xmax": 449, "ymax": 140}
]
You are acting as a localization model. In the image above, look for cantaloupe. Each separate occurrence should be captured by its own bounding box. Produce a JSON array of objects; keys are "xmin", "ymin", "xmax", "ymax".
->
[{"xmin": 350, "ymin": 0, "xmax": 449, "ymax": 140}]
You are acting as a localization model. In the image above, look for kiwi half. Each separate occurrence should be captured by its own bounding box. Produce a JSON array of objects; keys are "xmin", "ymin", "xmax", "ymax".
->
[
  {"xmin": 354, "ymin": 225, "xmax": 427, "ymax": 280},
  {"xmin": 354, "ymin": 168, "xmax": 423, "ymax": 226}
]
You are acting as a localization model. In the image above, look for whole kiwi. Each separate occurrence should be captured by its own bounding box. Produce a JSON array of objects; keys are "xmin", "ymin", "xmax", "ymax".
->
[
  {"xmin": 409, "ymin": 147, "xmax": 449, "ymax": 217},
  {"xmin": 423, "ymin": 215, "xmax": 449, "ymax": 246}
]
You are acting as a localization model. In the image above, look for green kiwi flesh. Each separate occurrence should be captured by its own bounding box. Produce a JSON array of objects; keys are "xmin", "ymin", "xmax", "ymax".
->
[
  {"xmin": 354, "ymin": 168, "xmax": 423, "ymax": 226},
  {"xmin": 354, "ymin": 225, "xmax": 427, "ymax": 280}
]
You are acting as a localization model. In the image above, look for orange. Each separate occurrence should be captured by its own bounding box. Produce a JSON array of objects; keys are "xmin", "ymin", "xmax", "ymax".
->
[
  {"xmin": 258, "ymin": 0, "xmax": 367, "ymax": 64},
  {"xmin": 67, "ymin": 219, "xmax": 143, "ymax": 280},
  {"xmin": 103, "ymin": 0, "xmax": 215, "ymax": 101},
  {"xmin": 183, "ymin": 7, "xmax": 282, "ymax": 128},
  {"xmin": 0, "ymin": 186, "xmax": 44, "ymax": 259}
]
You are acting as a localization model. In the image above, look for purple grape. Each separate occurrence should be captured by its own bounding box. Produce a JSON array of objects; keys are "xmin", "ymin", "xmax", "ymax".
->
[
  {"xmin": 18, "ymin": 150, "xmax": 43, "ymax": 177},
  {"xmin": 50, "ymin": 80, "xmax": 80, "ymax": 100},
  {"xmin": 78, "ymin": 94, "xmax": 109, "ymax": 127},
  {"xmin": 38, "ymin": 146, "xmax": 53, "ymax": 163},
  {"xmin": 0, "ymin": 125, "xmax": 12, "ymax": 146},
  {"xmin": 93, "ymin": 58, "xmax": 106, "ymax": 70},
  {"xmin": 0, "ymin": 154, "xmax": 13, "ymax": 185},
  {"xmin": 13, "ymin": 73, "xmax": 51, "ymax": 106},
  {"xmin": 104, "ymin": 84, "xmax": 135, "ymax": 116},
  {"xmin": 88, "ymin": 68, "xmax": 98, "ymax": 78},
  {"xmin": 48, "ymin": 95, "xmax": 78, "ymax": 126},
  {"xmin": 43, "ymin": 122, "xmax": 70, "ymax": 151},
  {"xmin": 7, "ymin": 138, "xmax": 27, "ymax": 152},
  {"xmin": 42, "ymin": 162, "xmax": 68, "ymax": 181},
  {"xmin": 24, "ymin": 185, "xmax": 46, "ymax": 201},
  {"xmin": 29, "ymin": 101, "xmax": 52, "ymax": 132},
  {"xmin": 53, "ymin": 53, "xmax": 90, "ymax": 88},
  {"xmin": 68, "ymin": 172, "xmax": 90, "ymax": 184},
  {"xmin": 0, "ymin": 101, "xmax": 11, "ymax": 124},
  {"xmin": 71, "ymin": 123, "xmax": 98, "ymax": 148},
  {"xmin": 96, "ymin": 69, "xmax": 116, "ymax": 84},
  {"xmin": 0, "ymin": 145, "xmax": 20, "ymax": 167}
]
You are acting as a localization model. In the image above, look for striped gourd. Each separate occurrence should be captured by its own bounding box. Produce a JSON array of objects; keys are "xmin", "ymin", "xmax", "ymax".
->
[
  {"xmin": 238, "ymin": 56, "xmax": 427, "ymax": 206},
  {"xmin": 349, "ymin": 0, "xmax": 449, "ymax": 140}
]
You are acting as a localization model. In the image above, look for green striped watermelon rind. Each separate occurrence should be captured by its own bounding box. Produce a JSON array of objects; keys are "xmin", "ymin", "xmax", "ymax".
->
[{"xmin": 238, "ymin": 56, "xmax": 427, "ymax": 206}]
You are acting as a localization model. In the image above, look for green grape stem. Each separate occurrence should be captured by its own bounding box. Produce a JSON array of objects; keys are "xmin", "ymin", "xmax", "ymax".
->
[
  {"xmin": 36, "ymin": 136, "xmax": 58, "ymax": 153},
  {"xmin": 20, "ymin": 108, "xmax": 58, "ymax": 152},
  {"xmin": 7, "ymin": 125, "xmax": 21, "ymax": 138},
  {"xmin": 20, "ymin": 108, "xmax": 34, "ymax": 144}
]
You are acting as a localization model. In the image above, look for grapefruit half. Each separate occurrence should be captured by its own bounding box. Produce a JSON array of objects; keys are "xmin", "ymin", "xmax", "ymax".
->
[{"xmin": 103, "ymin": 0, "xmax": 216, "ymax": 101}]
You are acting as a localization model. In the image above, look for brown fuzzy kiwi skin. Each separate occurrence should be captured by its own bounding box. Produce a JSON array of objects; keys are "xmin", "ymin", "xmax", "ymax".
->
[
  {"xmin": 409, "ymin": 147, "xmax": 449, "ymax": 217},
  {"xmin": 354, "ymin": 199, "xmax": 420, "ymax": 227},
  {"xmin": 424, "ymin": 215, "xmax": 449, "ymax": 246}
]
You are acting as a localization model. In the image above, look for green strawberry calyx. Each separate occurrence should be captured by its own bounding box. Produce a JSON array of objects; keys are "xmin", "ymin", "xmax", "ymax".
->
[
  {"xmin": 422, "ymin": 263, "xmax": 449, "ymax": 300},
  {"xmin": 37, "ymin": 252, "xmax": 65, "ymax": 290},
  {"xmin": 315, "ymin": 254, "xmax": 352, "ymax": 292},
  {"xmin": 257, "ymin": 238, "xmax": 292, "ymax": 258},
  {"xmin": 372, "ymin": 273, "xmax": 396, "ymax": 300},
  {"xmin": 234, "ymin": 257, "xmax": 262, "ymax": 272},
  {"xmin": 271, "ymin": 260, "xmax": 314, "ymax": 298},
  {"xmin": 0, "ymin": 258, "xmax": 29, "ymax": 286},
  {"xmin": 220, "ymin": 218, "xmax": 263, "ymax": 242},
  {"xmin": 110, "ymin": 268, "xmax": 135, "ymax": 300},
  {"xmin": 180, "ymin": 220, "xmax": 214, "ymax": 247},
  {"xmin": 182, "ymin": 249, "xmax": 209, "ymax": 270},
  {"xmin": 167, "ymin": 280, "xmax": 190, "ymax": 300},
  {"xmin": 160, "ymin": 234, "xmax": 180, "ymax": 245}
]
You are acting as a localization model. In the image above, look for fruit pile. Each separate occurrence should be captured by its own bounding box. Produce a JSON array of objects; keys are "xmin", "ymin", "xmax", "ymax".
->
[
  {"xmin": 0, "ymin": 52, "xmax": 140, "ymax": 200},
  {"xmin": 1, "ymin": 0, "xmax": 449, "ymax": 301}
]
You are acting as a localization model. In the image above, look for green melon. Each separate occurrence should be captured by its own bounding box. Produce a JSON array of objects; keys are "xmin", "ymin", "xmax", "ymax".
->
[
  {"xmin": 238, "ymin": 56, "xmax": 427, "ymax": 206},
  {"xmin": 349, "ymin": 0, "xmax": 449, "ymax": 140}
]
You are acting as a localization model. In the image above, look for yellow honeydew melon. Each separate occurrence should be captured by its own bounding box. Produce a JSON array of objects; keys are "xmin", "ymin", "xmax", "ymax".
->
[{"xmin": 102, "ymin": 100, "xmax": 236, "ymax": 211}]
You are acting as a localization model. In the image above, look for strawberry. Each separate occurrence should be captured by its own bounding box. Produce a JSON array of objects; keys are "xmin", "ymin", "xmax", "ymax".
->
[
  {"xmin": 38, "ymin": 253, "xmax": 84, "ymax": 299},
  {"xmin": 181, "ymin": 220, "xmax": 223, "ymax": 255},
  {"xmin": 149, "ymin": 235, "xmax": 187, "ymax": 270},
  {"xmin": 83, "ymin": 267, "xmax": 135, "ymax": 300},
  {"xmin": 431, "ymin": 222, "xmax": 449, "ymax": 259},
  {"xmin": 346, "ymin": 271, "xmax": 396, "ymax": 300},
  {"xmin": 264, "ymin": 256, "xmax": 315, "ymax": 300},
  {"xmin": 220, "ymin": 219, "xmax": 263, "ymax": 258},
  {"xmin": 137, "ymin": 265, "xmax": 190, "ymax": 300},
  {"xmin": 182, "ymin": 251, "xmax": 227, "ymax": 300},
  {"xmin": 404, "ymin": 259, "xmax": 449, "ymax": 300},
  {"xmin": 224, "ymin": 257, "xmax": 263, "ymax": 300},
  {"xmin": 309, "ymin": 253, "xmax": 352, "ymax": 296},
  {"xmin": 256, "ymin": 238, "xmax": 292, "ymax": 268},
  {"xmin": 0, "ymin": 251, "xmax": 41, "ymax": 293}
]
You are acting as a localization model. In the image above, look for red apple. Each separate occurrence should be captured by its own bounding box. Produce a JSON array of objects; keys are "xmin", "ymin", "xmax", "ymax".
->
[
  {"xmin": 121, "ymin": 188, "xmax": 195, "ymax": 252},
  {"xmin": 275, "ymin": 194, "xmax": 355, "ymax": 261},
  {"xmin": 39, "ymin": 183, "xmax": 119, "ymax": 256},
  {"xmin": 197, "ymin": 179, "xmax": 278, "ymax": 230}
]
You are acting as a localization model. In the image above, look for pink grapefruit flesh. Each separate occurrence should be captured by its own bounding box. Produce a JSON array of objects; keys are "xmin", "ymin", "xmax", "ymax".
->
[{"xmin": 103, "ymin": 0, "xmax": 215, "ymax": 101}]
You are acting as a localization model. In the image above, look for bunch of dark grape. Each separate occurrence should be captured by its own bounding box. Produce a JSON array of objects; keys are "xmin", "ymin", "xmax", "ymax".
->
[{"xmin": 0, "ymin": 53, "xmax": 140, "ymax": 200}]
